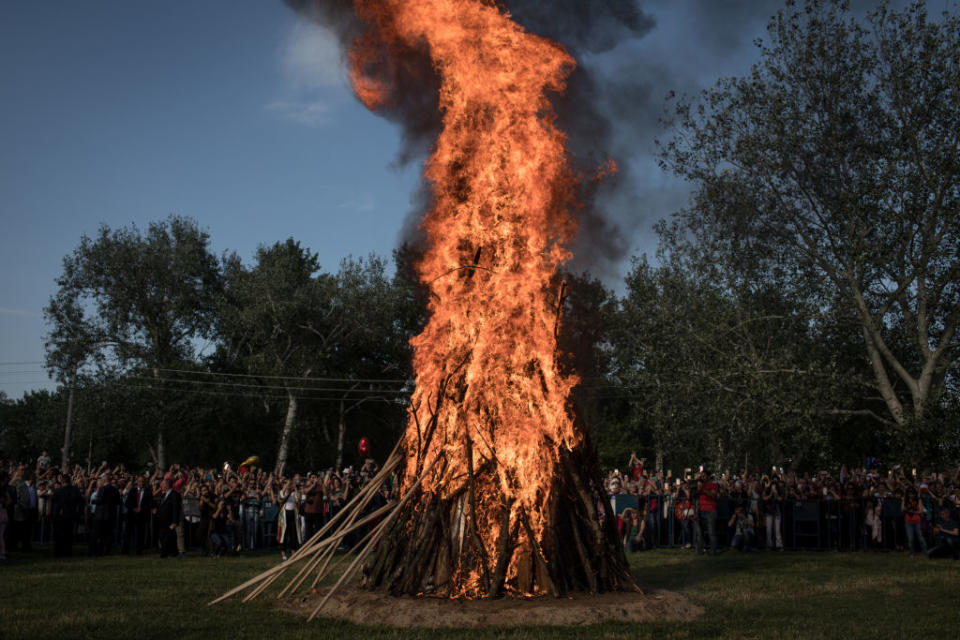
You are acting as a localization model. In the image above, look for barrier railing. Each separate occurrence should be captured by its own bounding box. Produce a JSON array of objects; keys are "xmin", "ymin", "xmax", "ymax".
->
[
  {"xmin": 611, "ymin": 494, "xmax": 952, "ymax": 553},
  {"xmin": 22, "ymin": 497, "xmax": 361, "ymax": 553},
  {"xmin": 20, "ymin": 493, "xmax": 952, "ymax": 554}
]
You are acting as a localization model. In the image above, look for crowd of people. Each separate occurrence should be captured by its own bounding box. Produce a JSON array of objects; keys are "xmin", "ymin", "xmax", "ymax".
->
[
  {"xmin": 0, "ymin": 451, "xmax": 395, "ymax": 561},
  {"xmin": 1, "ymin": 449, "xmax": 958, "ymax": 563},
  {"xmin": 607, "ymin": 453, "xmax": 960, "ymax": 559}
]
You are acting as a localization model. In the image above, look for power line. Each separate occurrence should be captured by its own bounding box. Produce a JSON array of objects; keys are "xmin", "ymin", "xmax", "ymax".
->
[
  {"xmin": 131, "ymin": 374, "xmax": 410, "ymax": 395},
  {"xmin": 0, "ymin": 361, "xmax": 44, "ymax": 366},
  {"xmin": 154, "ymin": 367, "xmax": 408, "ymax": 384},
  {"xmin": 118, "ymin": 383, "xmax": 406, "ymax": 404}
]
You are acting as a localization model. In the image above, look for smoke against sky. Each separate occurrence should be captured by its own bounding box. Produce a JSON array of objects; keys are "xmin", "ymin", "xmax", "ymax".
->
[
  {"xmin": 280, "ymin": 1, "xmax": 907, "ymax": 276},
  {"xmin": 282, "ymin": 0, "xmax": 670, "ymax": 275}
]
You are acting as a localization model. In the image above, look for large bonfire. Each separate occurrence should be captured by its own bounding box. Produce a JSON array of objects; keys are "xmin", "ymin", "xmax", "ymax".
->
[{"xmin": 217, "ymin": 0, "xmax": 636, "ymax": 616}]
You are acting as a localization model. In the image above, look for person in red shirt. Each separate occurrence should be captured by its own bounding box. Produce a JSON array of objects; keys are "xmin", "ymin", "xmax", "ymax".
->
[
  {"xmin": 904, "ymin": 491, "xmax": 928, "ymax": 555},
  {"xmin": 696, "ymin": 469, "xmax": 719, "ymax": 555}
]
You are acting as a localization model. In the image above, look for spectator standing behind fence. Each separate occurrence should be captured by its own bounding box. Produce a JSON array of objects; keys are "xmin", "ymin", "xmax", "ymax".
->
[
  {"xmin": 221, "ymin": 476, "xmax": 243, "ymax": 553},
  {"xmin": 278, "ymin": 479, "xmax": 301, "ymax": 561},
  {"xmin": 762, "ymin": 478, "xmax": 784, "ymax": 551},
  {"xmin": 695, "ymin": 469, "xmax": 719, "ymax": 556},
  {"xmin": 903, "ymin": 491, "xmax": 928, "ymax": 556},
  {"xmin": 165, "ymin": 466, "xmax": 189, "ymax": 557},
  {"xmin": 303, "ymin": 474, "xmax": 324, "ymax": 541},
  {"xmin": 643, "ymin": 480, "xmax": 660, "ymax": 549},
  {"xmin": 197, "ymin": 485, "xmax": 216, "ymax": 556},
  {"xmin": 674, "ymin": 481, "xmax": 695, "ymax": 549},
  {"xmin": 863, "ymin": 500, "xmax": 882, "ymax": 550}
]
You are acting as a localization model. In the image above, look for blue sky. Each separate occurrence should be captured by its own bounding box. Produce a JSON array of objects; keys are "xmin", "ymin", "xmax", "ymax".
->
[{"xmin": 0, "ymin": 1, "xmax": 893, "ymax": 398}]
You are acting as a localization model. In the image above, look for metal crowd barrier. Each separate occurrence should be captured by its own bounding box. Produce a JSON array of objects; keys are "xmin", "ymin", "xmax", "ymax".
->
[
  {"xmin": 610, "ymin": 494, "xmax": 953, "ymax": 552},
  {"xmin": 23, "ymin": 497, "xmax": 360, "ymax": 552}
]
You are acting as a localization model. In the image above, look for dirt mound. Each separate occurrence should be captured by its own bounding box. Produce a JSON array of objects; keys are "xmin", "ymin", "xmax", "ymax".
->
[{"xmin": 278, "ymin": 588, "xmax": 703, "ymax": 628}]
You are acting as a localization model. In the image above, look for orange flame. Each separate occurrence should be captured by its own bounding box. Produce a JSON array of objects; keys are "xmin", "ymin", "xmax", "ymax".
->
[{"xmin": 350, "ymin": 0, "xmax": 584, "ymax": 596}]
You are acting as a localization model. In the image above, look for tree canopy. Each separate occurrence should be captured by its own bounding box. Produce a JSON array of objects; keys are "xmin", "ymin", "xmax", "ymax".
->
[{"xmin": 659, "ymin": 0, "xmax": 960, "ymax": 429}]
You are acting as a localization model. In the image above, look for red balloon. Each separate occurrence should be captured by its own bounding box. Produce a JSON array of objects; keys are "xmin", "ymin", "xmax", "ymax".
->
[{"xmin": 358, "ymin": 437, "xmax": 371, "ymax": 457}]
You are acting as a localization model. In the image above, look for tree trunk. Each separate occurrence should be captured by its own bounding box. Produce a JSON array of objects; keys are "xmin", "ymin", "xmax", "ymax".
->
[
  {"xmin": 152, "ymin": 367, "xmax": 168, "ymax": 469},
  {"xmin": 275, "ymin": 393, "xmax": 299, "ymax": 474},
  {"xmin": 61, "ymin": 380, "xmax": 75, "ymax": 470},
  {"xmin": 859, "ymin": 325, "xmax": 906, "ymax": 426},
  {"xmin": 147, "ymin": 442, "xmax": 160, "ymax": 470},
  {"xmin": 157, "ymin": 430, "xmax": 166, "ymax": 471},
  {"xmin": 321, "ymin": 414, "xmax": 331, "ymax": 444},
  {"xmin": 336, "ymin": 398, "xmax": 346, "ymax": 470}
]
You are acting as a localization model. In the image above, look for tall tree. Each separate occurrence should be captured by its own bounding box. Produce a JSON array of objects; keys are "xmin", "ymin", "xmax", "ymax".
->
[
  {"xmin": 44, "ymin": 288, "xmax": 98, "ymax": 468},
  {"xmin": 660, "ymin": 0, "xmax": 960, "ymax": 428},
  {"xmin": 218, "ymin": 242, "xmax": 408, "ymax": 472},
  {"xmin": 218, "ymin": 239, "xmax": 329, "ymax": 473},
  {"xmin": 45, "ymin": 215, "xmax": 222, "ymax": 468}
]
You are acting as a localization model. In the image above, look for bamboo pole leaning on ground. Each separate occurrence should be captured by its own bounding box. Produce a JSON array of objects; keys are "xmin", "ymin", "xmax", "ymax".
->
[
  {"xmin": 208, "ymin": 443, "xmax": 403, "ymax": 606},
  {"xmin": 307, "ymin": 454, "xmax": 441, "ymax": 621}
]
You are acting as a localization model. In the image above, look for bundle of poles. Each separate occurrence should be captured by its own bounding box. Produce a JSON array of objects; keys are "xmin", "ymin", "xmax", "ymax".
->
[
  {"xmin": 209, "ymin": 439, "xmax": 411, "ymax": 620},
  {"xmin": 212, "ymin": 374, "xmax": 637, "ymax": 620}
]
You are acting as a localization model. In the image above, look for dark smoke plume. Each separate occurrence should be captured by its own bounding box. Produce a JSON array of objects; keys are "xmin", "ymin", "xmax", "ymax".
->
[{"xmin": 284, "ymin": 0, "xmax": 658, "ymax": 273}]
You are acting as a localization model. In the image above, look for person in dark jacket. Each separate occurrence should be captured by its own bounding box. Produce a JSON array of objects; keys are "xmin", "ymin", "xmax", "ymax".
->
[
  {"xmin": 91, "ymin": 473, "xmax": 121, "ymax": 555},
  {"xmin": 156, "ymin": 478, "xmax": 182, "ymax": 558},
  {"xmin": 121, "ymin": 474, "xmax": 153, "ymax": 555},
  {"xmin": 51, "ymin": 474, "xmax": 83, "ymax": 556}
]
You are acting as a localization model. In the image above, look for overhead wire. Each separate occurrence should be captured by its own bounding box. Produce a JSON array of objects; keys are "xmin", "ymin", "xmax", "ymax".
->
[
  {"xmin": 117, "ymin": 383, "xmax": 407, "ymax": 404},
  {"xmin": 129, "ymin": 374, "xmax": 410, "ymax": 395},
  {"xmin": 153, "ymin": 367, "xmax": 408, "ymax": 384}
]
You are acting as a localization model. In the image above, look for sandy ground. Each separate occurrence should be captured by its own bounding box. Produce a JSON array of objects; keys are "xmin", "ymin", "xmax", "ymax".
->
[{"xmin": 279, "ymin": 587, "xmax": 703, "ymax": 628}]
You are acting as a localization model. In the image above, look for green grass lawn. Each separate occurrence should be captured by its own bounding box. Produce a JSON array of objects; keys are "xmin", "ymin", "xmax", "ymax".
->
[{"xmin": 2, "ymin": 546, "xmax": 958, "ymax": 639}]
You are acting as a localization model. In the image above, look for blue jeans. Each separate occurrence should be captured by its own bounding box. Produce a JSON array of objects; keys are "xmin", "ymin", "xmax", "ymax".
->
[
  {"xmin": 904, "ymin": 521, "xmax": 927, "ymax": 554},
  {"xmin": 645, "ymin": 512, "xmax": 659, "ymax": 548},
  {"xmin": 730, "ymin": 530, "xmax": 755, "ymax": 551},
  {"xmin": 696, "ymin": 511, "xmax": 717, "ymax": 554},
  {"xmin": 210, "ymin": 532, "xmax": 230, "ymax": 555},
  {"xmin": 680, "ymin": 519, "xmax": 693, "ymax": 546}
]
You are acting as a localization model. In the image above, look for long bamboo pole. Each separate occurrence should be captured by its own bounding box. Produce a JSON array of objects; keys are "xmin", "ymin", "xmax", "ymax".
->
[
  {"xmin": 208, "ymin": 444, "xmax": 402, "ymax": 606},
  {"xmin": 306, "ymin": 455, "xmax": 440, "ymax": 621}
]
